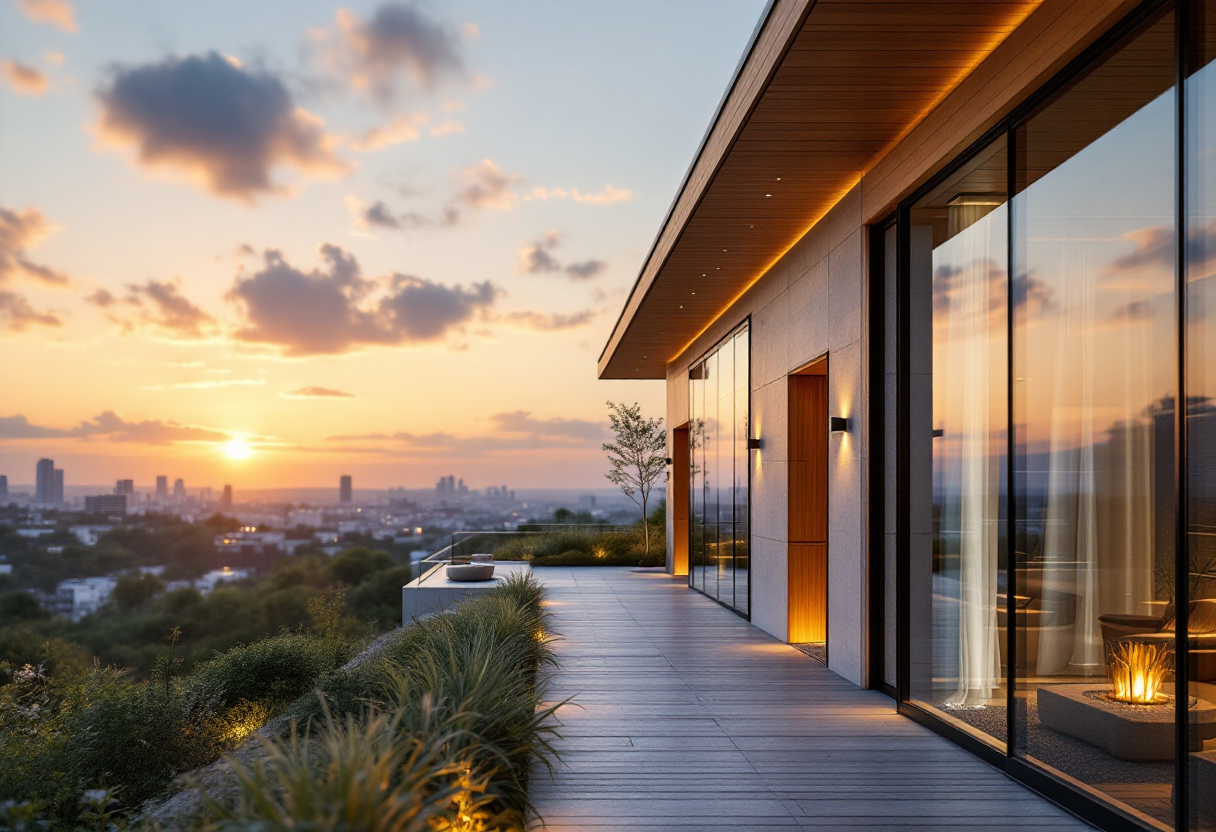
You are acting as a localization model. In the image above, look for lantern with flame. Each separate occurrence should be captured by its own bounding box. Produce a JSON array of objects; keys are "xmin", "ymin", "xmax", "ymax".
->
[{"xmin": 1108, "ymin": 641, "xmax": 1171, "ymax": 704}]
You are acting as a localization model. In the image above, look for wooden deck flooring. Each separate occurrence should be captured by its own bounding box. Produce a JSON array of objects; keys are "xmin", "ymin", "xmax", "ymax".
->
[{"xmin": 528, "ymin": 567, "xmax": 1093, "ymax": 831}]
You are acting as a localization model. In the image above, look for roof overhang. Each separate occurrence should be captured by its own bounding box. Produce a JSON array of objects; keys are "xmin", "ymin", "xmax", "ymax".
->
[{"xmin": 598, "ymin": 0, "xmax": 1042, "ymax": 379}]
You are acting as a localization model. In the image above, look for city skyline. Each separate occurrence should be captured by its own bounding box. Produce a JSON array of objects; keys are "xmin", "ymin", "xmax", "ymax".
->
[{"xmin": 0, "ymin": 0, "xmax": 764, "ymax": 488}]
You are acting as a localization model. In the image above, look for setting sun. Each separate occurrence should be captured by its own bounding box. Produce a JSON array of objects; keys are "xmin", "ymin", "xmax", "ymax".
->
[{"xmin": 223, "ymin": 438, "xmax": 252, "ymax": 461}]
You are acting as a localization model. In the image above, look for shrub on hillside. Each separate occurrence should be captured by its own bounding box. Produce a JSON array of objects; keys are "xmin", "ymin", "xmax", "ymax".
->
[
  {"xmin": 252, "ymin": 573, "xmax": 559, "ymax": 830},
  {"xmin": 326, "ymin": 546, "xmax": 393, "ymax": 586},
  {"xmin": 186, "ymin": 631, "xmax": 350, "ymax": 714},
  {"xmin": 346, "ymin": 564, "xmax": 411, "ymax": 627},
  {"xmin": 63, "ymin": 667, "xmax": 222, "ymax": 808}
]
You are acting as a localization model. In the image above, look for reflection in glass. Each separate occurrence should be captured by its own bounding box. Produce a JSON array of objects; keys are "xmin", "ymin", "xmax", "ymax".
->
[
  {"xmin": 687, "ymin": 325, "xmax": 750, "ymax": 613},
  {"xmin": 1013, "ymin": 8, "xmax": 1176, "ymax": 827},
  {"xmin": 1187, "ymin": 3, "xmax": 1216, "ymax": 828},
  {"xmin": 735, "ymin": 328, "xmax": 751, "ymax": 614},
  {"xmin": 690, "ymin": 363, "xmax": 705, "ymax": 593},
  {"xmin": 908, "ymin": 136, "xmax": 1009, "ymax": 747}
]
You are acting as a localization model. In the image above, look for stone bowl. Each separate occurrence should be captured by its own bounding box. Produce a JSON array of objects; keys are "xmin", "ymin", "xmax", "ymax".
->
[{"xmin": 446, "ymin": 563, "xmax": 495, "ymax": 582}]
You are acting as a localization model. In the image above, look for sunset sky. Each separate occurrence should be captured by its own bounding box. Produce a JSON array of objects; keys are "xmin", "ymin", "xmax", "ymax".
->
[{"xmin": 0, "ymin": 0, "xmax": 765, "ymax": 491}]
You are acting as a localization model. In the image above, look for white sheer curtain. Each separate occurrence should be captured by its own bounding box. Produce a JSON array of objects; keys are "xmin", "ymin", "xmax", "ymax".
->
[
  {"xmin": 1036, "ymin": 236, "xmax": 1157, "ymax": 677},
  {"xmin": 935, "ymin": 201, "xmax": 1005, "ymax": 705}
]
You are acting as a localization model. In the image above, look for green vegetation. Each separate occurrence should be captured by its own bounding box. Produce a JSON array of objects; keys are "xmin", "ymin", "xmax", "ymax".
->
[
  {"xmin": 210, "ymin": 573, "xmax": 558, "ymax": 831},
  {"xmin": 488, "ymin": 499, "xmax": 668, "ymax": 568},
  {"xmin": 0, "ymin": 601, "xmax": 360, "ymax": 825},
  {"xmin": 0, "ymin": 572, "xmax": 558, "ymax": 831},
  {"xmin": 0, "ymin": 546, "xmax": 409, "ymax": 678}
]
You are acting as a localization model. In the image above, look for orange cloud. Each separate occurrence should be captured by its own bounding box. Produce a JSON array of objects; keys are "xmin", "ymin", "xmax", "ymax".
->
[
  {"xmin": 1, "ymin": 60, "xmax": 49, "ymax": 95},
  {"xmin": 452, "ymin": 159, "xmax": 521, "ymax": 211},
  {"xmin": 526, "ymin": 184, "xmax": 632, "ymax": 205},
  {"xmin": 0, "ymin": 206, "xmax": 68, "ymax": 286},
  {"xmin": 16, "ymin": 0, "xmax": 77, "ymax": 33},
  {"xmin": 346, "ymin": 111, "xmax": 429, "ymax": 152}
]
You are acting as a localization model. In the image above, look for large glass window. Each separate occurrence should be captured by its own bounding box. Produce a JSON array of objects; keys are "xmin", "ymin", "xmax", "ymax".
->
[
  {"xmin": 688, "ymin": 324, "xmax": 750, "ymax": 613},
  {"xmin": 879, "ymin": 3, "xmax": 1216, "ymax": 828},
  {"xmin": 908, "ymin": 136, "xmax": 1009, "ymax": 747},
  {"xmin": 1187, "ymin": 4, "xmax": 1216, "ymax": 829},
  {"xmin": 1012, "ymin": 7, "xmax": 1178, "ymax": 827}
]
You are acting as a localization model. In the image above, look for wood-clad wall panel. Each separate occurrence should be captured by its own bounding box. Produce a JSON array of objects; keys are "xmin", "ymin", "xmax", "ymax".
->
[
  {"xmin": 788, "ymin": 371, "xmax": 828, "ymax": 643},
  {"xmin": 672, "ymin": 425, "xmax": 690, "ymax": 576},
  {"xmin": 789, "ymin": 543, "xmax": 827, "ymax": 643},
  {"xmin": 788, "ymin": 374, "xmax": 827, "ymax": 544}
]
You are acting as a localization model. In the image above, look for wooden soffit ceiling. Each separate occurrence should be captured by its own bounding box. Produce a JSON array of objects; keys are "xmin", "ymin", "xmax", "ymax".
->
[{"xmin": 598, "ymin": 0, "xmax": 1042, "ymax": 379}]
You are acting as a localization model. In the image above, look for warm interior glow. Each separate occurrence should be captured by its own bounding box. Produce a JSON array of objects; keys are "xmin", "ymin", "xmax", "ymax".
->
[
  {"xmin": 1109, "ymin": 641, "xmax": 1171, "ymax": 704},
  {"xmin": 223, "ymin": 438, "xmax": 252, "ymax": 460}
]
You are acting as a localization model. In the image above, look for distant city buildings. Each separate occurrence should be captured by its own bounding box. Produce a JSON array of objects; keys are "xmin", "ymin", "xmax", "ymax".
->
[
  {"xmin": 193, "ymin": 567, "xmax": 254, "ymax": 594},
  {"xmin": 35, "ymin": 458, "xmax": 63, "ymax": 505},
  {"xmin": 70, "ymin": 525, "xmax": 113, "ymax": 546},
  {"xmin": 156, "ymin": 475, "xmax": 168, "ymax": 501},
  {"xmin": 56, "ymin": 577, "xmax": 118, "ymax": 622},
  {"xmin": 340, "ymin": 475, "xmax": 352, "ymax": 504},
  {"xmin": 213, "ymin": 528, "xmax": 285, "ymax": 556},
  {"xmin": 15, "ymin": 527, "xmax": 55, "ymax": 539},
  {"xmin": 287, "ymin": 508, "xmax": 325, "ymax": 528},
  {"xmin": 436, "ymin": 475, "xmax": 468, "ymax": 497},
  {"xmin": 222, "ymin": 484, "xmax": 233, "ymax": 510},
  {"xmin": 84, "ymin": 494, "xmax": 127, "ymax": 515},
  {"xmin": 0, "ymin": 475, "xmax": 7, "ymax": 501},
  {"xmin": 115, "ymin": 479, "xmax": 135, "ymax": 496},
  {"xmin": 173, "ymin": 478, "xmax": 186, "ymax": 500}
]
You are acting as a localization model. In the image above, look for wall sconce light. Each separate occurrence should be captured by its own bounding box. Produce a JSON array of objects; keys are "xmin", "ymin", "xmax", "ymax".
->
[
  {"xmin": 830, "ymin": 416, "xmax": 850, "ymax": 434},
  {"xmin": 747, "ymin": 437, "xmax": 762, "ymax": 450}
]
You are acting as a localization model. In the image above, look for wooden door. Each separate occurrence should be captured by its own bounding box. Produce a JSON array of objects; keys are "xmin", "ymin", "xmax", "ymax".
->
[
  {"xmin": 672, "ymin": 423, "xmax": 690, "ymax": 576},
  {"xmin": 788, "ymin": 364, "xmax": 828, "ymax": 643}
]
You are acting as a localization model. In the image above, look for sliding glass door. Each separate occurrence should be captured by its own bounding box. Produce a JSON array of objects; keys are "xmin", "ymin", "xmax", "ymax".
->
[
  {"xmin": 1186, "ymin": 4, "xmax": 1216, "ymax": 829},
  {"xmin": 1012, "ymin": 8, "xmax": 1178, "ymax": 826},
  {"xmin": 907, "ymin": 136, "xmax": 1009, "ymax": 747},
  {"xmin": 688, "ymin": 323, "xmax": 750, "ymax": 615},
  {"xmin": 883, "ymin": 3, "xmax": 1216, "ymax": 828}
]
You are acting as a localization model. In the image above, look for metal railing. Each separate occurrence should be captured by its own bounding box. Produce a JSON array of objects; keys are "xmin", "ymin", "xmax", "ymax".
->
[{"xmin": 423, "ymin": 526, "xmax": 637, "ymax": 564}]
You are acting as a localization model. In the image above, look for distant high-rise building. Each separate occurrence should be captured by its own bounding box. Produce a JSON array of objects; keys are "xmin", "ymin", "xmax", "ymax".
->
[
  {"xmin": 0, "ymin": 475, "xmax": 7, "ymax": 500},
  {"xmin": 173, "ymin": 478, "xmax": 186, "ymax": 500},
  {"xmin": 436, "ymin": 475, "xmax": 457, "ymax": 496},
  {"xmin": 52, "ymin": 469, "xmax": 64, "ymax": 505},
  {"xmin": 156, "ymin": 476, "xmax": 168, "ymax": 501},
  {"xmin": 115, "ymin": 479, "xmax": 135, "ymax": 496},
  {"xmin": 85, "ymin": 494, "xmax": 127, "ymax": 515},
  {"xmin": 221, "ymin": 484, "xmax": 233, "ymax": 510},
  {"xmin": 339, "ymin": 475, "xmax": 352, "ymax": 503},
  {"xmin": 35, "ymin": 458, "xmax": 55, "ymax": 504}
]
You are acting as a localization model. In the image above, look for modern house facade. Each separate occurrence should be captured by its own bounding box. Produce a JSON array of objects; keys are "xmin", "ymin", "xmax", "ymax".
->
[{"xmin": 599, "ymin": 1, "xmax": 1216, "ymax": 830}]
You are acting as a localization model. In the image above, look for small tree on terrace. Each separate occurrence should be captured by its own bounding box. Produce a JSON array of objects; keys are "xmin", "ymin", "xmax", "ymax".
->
[{"xmin": 602, "ymin": 401, "xmax": 666, "ymax": 557}]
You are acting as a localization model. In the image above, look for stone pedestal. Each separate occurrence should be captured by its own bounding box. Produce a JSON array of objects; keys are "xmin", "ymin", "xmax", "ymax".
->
[
  {"xmin": 401, "ymin": 560, "xmax": 531, "ymax": 622},
  {"xmin": 1037, "ymin": 684, "xmax": 1216, "ymax": 761}
]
